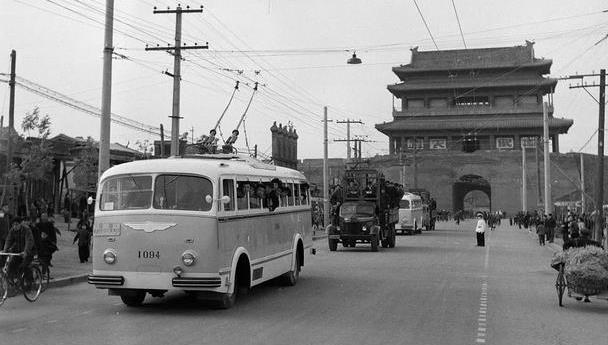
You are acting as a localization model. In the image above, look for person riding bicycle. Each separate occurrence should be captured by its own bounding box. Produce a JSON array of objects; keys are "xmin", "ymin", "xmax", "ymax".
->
[{"xmin": 2, "ymin": 217, "xmax": 35, "ymax": 281}]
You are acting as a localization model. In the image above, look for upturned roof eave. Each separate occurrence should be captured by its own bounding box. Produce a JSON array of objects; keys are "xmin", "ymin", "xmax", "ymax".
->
[{"xmin": 392, "ymin": 59, "xmax": 552, "ymax": 77}]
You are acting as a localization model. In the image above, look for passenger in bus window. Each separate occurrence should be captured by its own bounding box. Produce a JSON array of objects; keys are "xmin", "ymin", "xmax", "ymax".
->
[
  {"xmin": 265, "ymin": 183, "xmax": 279, "ymax": 211},
  {"xmin": 236, "ymin": 182, "xmax": 248, "ymax": 211}
]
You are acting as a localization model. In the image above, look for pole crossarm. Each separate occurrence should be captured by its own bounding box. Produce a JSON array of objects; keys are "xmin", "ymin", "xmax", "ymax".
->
[
  {"xmin": 153, "ymin": 6, "xmax": 204, "ymax": 14},
  {"xmin": 145, "ymin": 44, "xmax": 208, "ymax": 51}
]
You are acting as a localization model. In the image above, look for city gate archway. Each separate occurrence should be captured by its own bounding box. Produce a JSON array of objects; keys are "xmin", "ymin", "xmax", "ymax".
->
[{"xmin": 453, "ymin": 174, "xmax": 491, "ymax": 215}]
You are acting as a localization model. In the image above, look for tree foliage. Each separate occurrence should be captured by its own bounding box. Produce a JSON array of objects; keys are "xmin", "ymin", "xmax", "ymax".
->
[{"xmin": 16, "ymin": 107, "xmax": 54, "ymax": 184}]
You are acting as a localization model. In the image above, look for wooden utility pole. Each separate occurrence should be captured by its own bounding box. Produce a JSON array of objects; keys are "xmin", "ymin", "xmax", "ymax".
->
[
  {"xmin": 581, "ymin": 152, "xmax": 586, "ymax": 213},
  {"xmin": 336, "ymin": 119, "xmax": 362, "ymax": 159},
  {"xmin": 323, "ymin": 107, "xmax": 331, "ymax": 227},
  {"xmin": 521, "ymin": 141, "xmax": 527, "ymax": 211},
  {"xmin": 160, "ymin": 124, "xmax": 165, "ymax": 157},
  {"xmin": 7, "ymin": 50, "xmax": 16, "ymax": 174},
  {"xmin": 568, "ymin": 69, "xmax": 606, "ymax": 243},
  {"xmin": 99, "ymin": 0, "xmax": 114, "ymax": 178},
  {"xmin": 146, "ymin": 5, "xmax": 208, "ymax": 156},
  {"xmin": 543, "ymin": 101, "xmax": 552, "ymax": 214}
]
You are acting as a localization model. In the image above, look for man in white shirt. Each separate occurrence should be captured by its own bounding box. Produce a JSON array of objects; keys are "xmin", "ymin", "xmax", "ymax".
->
[{"xmin": 475, "ymin": 213, "xmax": 487, "ymax": 247}]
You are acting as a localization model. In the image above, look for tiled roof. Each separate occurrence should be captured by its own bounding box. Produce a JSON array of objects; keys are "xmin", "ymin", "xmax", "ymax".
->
[
  {"xmin": 393, "ymin": 42, "xmax": 552, "ymax": 73},
  {"xmin": 388, "ymin": 77, "xmax": 557, "ymax": 94},
  {"xmin": 375, "ymin": 116, "xmax": 573, "ymax": 133}
]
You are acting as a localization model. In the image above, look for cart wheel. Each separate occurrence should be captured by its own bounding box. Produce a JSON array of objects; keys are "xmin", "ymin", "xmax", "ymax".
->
[{"xmin": 555, "ymin": 264, "xmax": 566, "ymax": 307}]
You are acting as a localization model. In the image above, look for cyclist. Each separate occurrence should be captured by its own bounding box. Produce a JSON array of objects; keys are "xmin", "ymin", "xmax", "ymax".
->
[{"xmin": 2, "ymin": 217, "xmax": 35, "ymax": 281}]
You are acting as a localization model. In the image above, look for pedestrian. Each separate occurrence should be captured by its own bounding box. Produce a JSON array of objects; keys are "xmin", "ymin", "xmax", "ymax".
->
[
  {"xmin": 73, "ymin": 213, "xmax": 92, "ymax": 263},
  {"xmin": 0, "ymin": 204, "xmax": 12, "ymax": 250},
  {"xmin": 536, "ymin": 220, "xmax": 546, "ymax": 246},
  {"xmin": 475, "ymin": 212, "xmax": 487, "ymax": 247},
  {"xmin": 36, "ymin": 213, "xmax": 59, "ymax": 270}
]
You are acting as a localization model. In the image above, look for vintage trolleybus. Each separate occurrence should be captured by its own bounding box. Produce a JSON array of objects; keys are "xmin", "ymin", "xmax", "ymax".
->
[{"xmin": 88, "ymin": 154, "xmax": 313, "ymax": 308}]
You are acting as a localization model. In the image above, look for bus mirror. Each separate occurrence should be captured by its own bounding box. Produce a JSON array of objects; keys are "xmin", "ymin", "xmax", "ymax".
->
[{"xmin": 221, "ymin": 195, "xmax": 231, "ymax": 204}]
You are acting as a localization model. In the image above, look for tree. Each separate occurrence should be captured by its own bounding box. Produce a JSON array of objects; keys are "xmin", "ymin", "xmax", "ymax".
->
[
  {"xmin": 6, "ymin": 107, "xmax": 54, "ymax": 215},
  {"xmin": 72, "ymin": 137, "xmax": 99, "ymax": 193}
]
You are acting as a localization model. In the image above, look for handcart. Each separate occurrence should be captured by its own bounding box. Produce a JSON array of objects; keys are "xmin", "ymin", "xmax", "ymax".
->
[{"xmin": 555, "ymin": 263, "xmax": 608, "ymax": 307}]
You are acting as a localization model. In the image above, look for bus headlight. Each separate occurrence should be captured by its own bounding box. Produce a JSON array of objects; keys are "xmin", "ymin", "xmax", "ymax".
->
[
  {"xmin": 103, "ymin": 249, "xmax": 117, "ymax": 264},
  {"xmin": 181, "ymin": 250, "xmax": 198, "ymax": 266}
]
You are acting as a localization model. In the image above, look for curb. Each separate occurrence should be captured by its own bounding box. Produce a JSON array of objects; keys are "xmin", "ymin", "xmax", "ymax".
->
[{"xmin": 47, "ymin": 273, "xmax": 89, "ymax": 289}]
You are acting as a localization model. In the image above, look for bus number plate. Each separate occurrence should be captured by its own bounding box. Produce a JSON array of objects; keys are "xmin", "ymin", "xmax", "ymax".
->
[{"xmin": 138, "ymin": 250, "xmax": 160, "ymax": 259}]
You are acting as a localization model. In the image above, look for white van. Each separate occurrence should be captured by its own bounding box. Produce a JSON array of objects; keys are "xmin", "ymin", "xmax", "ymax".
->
[{"xmin": 395, "ymin": 192, "xmax": 424, "ymax": 234}]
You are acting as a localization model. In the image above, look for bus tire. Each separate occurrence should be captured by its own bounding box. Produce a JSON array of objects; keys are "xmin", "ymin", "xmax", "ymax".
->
[
  {"xmin": 371, "ymin": 235, "xmax": 379, "ymax": 252},
  {"xmin": 328, "ymin": 238, "xmax": 338, "ymax": 251},
  {"xmin": 283, "ymin": 250, "xmax": 301, "ymax": 286},
  {"xmin": 120, "ymin": 290, "xmax": 146, "ymax": 307}
]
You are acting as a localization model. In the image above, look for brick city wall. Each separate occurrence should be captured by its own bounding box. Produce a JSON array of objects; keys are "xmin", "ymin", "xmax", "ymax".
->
[{"xmin": 299, "ymin": 151, "xmax": 604, "ymax": 215}]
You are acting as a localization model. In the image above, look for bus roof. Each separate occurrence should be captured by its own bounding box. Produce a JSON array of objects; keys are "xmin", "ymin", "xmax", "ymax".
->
[{"xmin": 99, "ymin": 154, "xmax": 307, "ymax": 182}]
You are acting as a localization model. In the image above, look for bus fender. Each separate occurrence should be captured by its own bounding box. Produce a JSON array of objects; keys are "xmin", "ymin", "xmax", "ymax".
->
[
  {"xmin": 228, "ymin": 247, "xmax": 250, "ymax": 294},
  {"xmin": 291, "ymin": 234, "xmax": 304, "ymax": 270}
]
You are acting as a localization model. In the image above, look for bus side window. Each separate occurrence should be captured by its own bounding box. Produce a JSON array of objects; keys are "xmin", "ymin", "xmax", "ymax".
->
[
  {"xmin": 236, "ymin": 181, "xmax": 249, "ymax": 211},
  {"xmin": 249, "ymin": 183, "xmax": 261, "ymax": 209},
  {"xmin": 222, "ymin": 179, "xmax": 235, "ymax": 211},
  {"xmin": 300, "ymin": 183, "xmax": 309, "ymax": 205},
  {"xmin": 286, "ymin": 184, "xmax": 294, "ymax": 206},
  {"xmin": 294, "ymin": 184, "xmax": 301, "ymax": 206}
]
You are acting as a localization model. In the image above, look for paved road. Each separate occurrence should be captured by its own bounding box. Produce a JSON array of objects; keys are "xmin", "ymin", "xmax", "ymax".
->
[{"xmin": 1, "ymin": 221, "xmax": 606, "ymax": 345}]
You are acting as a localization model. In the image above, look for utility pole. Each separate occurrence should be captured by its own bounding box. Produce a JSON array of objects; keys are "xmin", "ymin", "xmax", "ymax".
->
[
  {"xmin": 322, "ymin": 107, "xmax": 331, "ymax": 228},
  {"xmin": 146, "ymin": 5, "xmax": 207, "ymax": 156},
  {"xmin": 412, "ymin": 147, "xmax": 418, "ymax": 189},
  {"xmin": 335, "ymin": 136, "xmax": 371, "ymax": 160},
  {"xmin": 581, "ymin": 152, "xmax": 586, "ymax": 213},
  {"xmin": 336, "ymin": 119, "xmax": 362, "ymax": 159},
  {"xmin": 543, "ymin": 101, "xmax": 552, "ymax": 214},
  {"xmin": 7, "ymin": 50, "xmax": 16, "ymax": 176},
  {"xmin": 535, "ymin": 139, "xmax": 542, "ymax": 206},
  {"xmin": 521, "ymin": 141, "xmax": 527, "ymax": 211},
  {"xmin": 160, "ymin": 124, "xmax": 165, "ymax": 157},
  {"xmin": 568, "ymin": 69, "xmax": 606, "ymax": 243},
  {"xmin": 99, "ymin": 0, "xmax": 114, "ymax": 178}
]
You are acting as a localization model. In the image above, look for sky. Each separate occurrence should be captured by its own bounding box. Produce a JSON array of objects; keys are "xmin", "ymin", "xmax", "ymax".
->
[{"xmin": 1, "ymin": 0, "xmax": 607, "ymax": 159}]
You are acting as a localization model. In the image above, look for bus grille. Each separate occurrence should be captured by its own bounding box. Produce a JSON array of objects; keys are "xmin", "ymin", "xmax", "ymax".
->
[
  {"xmin": 172, "ymin": 277, "xmax": 222, "ymax": 288},
  {"xmin": 88, "ymin": 275, "xmax": 125, "ymax": 286}
]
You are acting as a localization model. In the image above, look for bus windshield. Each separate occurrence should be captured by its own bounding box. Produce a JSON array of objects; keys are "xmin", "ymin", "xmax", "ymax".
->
[
  {"xmin": 100, "ymin": 175, "xmax": 153, "ymax": 211},
  {"xmin": 153, "ymin": 175, "xmax": 213, "ymax": 211},
  {"xmin": 340, "ymin": 202, "xmax": 375, "ymax": 217},
  {"xmin": 399, "ymin": 200, "xmax": 410, "ymax": 209}
]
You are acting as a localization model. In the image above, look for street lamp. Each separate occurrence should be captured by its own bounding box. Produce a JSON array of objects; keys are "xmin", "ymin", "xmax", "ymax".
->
[{"xmin": 347, "ymin": 52, "xmax": 362, "ymax": 64}]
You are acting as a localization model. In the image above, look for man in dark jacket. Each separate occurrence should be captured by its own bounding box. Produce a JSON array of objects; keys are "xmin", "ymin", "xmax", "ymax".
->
[
  {"xmin": 2, "ymin": 217, "xmax": 35, "ymax": 280},
  {"xmin": 36, "ymin": 213, "xmax": 59, "ymax": 269},
  {"xmin": 73, "ymin": 214, "xmax": 92, "ymax": 263}
]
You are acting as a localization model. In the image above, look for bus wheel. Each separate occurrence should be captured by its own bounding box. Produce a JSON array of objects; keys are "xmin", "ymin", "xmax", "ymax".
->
[
  {"xmin": 370, "ymin": 235, "xmax": 379, "ymax": 252},
  {"xmin": 328, "ymin": 238, "xmax": 338, "ymax": 251},
  {"xmin": 120, "ymin": 290, "xmax": 146, "ymax": 307},
  {"xmin": 283, "ymin": 251, "xmax": 301, "ymax": 286}
]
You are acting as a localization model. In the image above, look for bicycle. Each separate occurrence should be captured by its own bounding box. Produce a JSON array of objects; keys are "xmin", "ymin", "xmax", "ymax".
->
[
  {"xmin": 0, "ymin": 252, "xmax": 43, "ymax": 306},
  {"xmin": 35, "ymin": 256, "xmax": 51, "ymax": 292}
]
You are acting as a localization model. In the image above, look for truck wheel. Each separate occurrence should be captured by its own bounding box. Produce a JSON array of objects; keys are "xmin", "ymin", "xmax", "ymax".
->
[
  {"xmin": 328, "ymin": 238, "xmax": 338, "ymax": 251},
  {"xmin": 388, "ymin": 228, "xmax": 396, "ymax": 248},
  {"xmin": 371, "ymin": 235, "xmax": 379, "ymax": 252}
]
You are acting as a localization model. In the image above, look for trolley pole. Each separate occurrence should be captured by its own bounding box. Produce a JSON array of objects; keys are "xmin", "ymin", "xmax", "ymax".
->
[{"xmin": 7, "ymin": 50, "xmax": 16, "ymax": 175}]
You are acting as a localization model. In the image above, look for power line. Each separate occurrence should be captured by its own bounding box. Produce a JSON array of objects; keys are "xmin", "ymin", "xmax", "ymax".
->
[
  {"xmin": 412, "ymin": 0, "xmax": 439, "ymax": 50},
  {"xmin": 451, "ymin": 0, "xmax": 467, "ymax": 49}
]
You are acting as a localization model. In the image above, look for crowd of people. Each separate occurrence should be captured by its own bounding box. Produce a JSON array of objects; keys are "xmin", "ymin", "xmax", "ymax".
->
[{"xmin": 0, "ymin": 202, "xmax": 94, "ymax": 283}]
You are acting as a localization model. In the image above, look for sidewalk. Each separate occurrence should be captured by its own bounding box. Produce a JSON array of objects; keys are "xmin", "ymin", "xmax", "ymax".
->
[
  {"xmin": 45, "ymin": 217, "xmax": 91, "ymax": 287},
  {"xmin": 508, "ymin": 222, "xmax": 564, "ymax": 254}
]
